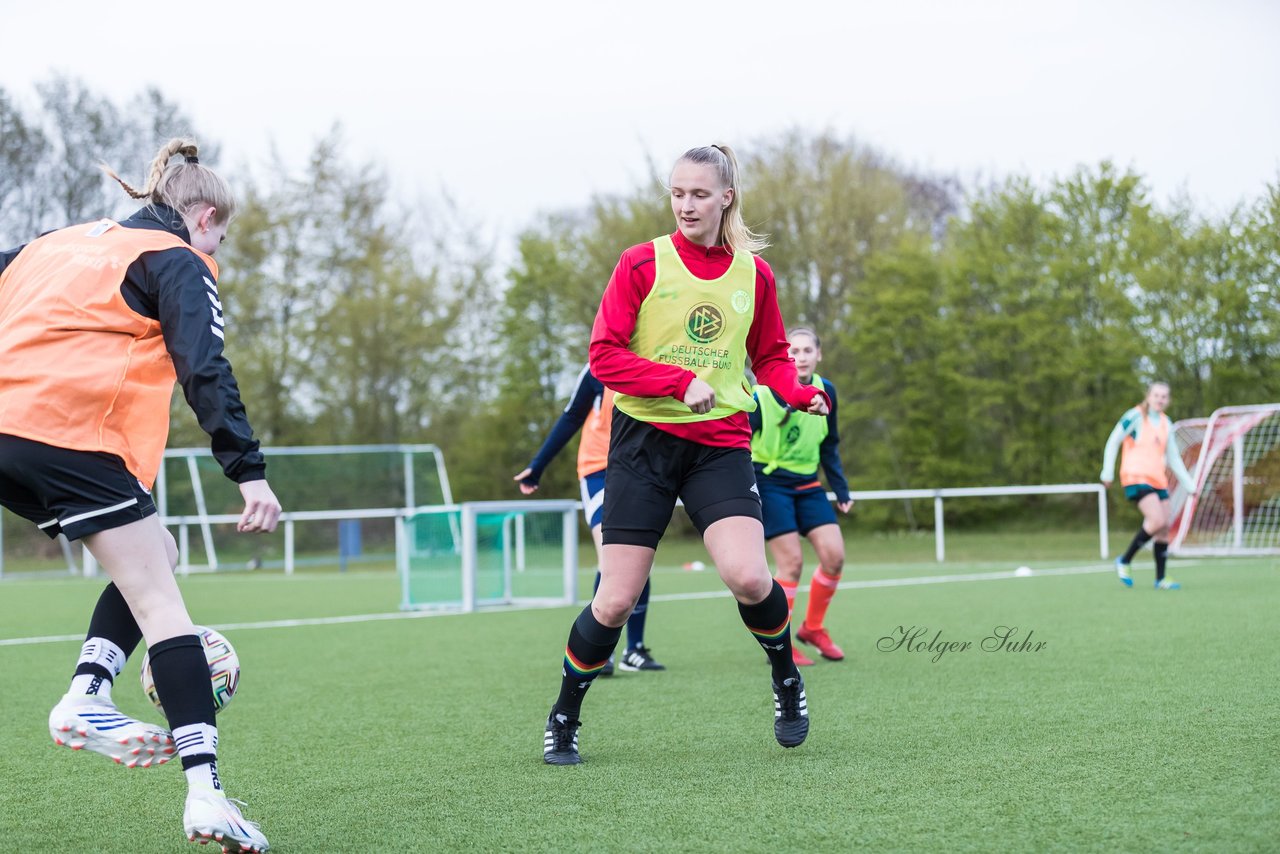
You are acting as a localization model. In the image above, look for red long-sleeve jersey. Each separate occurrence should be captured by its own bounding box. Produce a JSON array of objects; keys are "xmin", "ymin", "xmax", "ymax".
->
[{"xmin": 589, "ymin": 230, "xmax": 828, "ymax": 449}]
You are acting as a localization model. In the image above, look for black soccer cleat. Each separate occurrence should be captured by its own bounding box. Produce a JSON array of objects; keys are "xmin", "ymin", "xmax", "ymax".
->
[
  {"xmin": 543, "ymin": 709, "xmax": 583, "ymax": 765},
  {"xmin": 600, "ymin": 656, "xmax": 615, "ymax": 678},
  {"xmin": 617, "ymin": 646, "xmax": 666, "ymax": 672},
  {"xmin": 773, "ymin": 677, "xmax": 809, "ymax": 748}
]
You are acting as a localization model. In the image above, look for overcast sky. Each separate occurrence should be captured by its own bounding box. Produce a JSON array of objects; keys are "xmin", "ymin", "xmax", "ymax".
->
[{"xmin": 2, "ymin": 0, "xmax": 1276, "ymax": 242}]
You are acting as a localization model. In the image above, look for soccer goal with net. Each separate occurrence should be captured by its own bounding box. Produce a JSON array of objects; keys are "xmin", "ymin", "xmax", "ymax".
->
[{"xmin": 1171, "ymin": 404, "xmax": 1280, "ymax": 555}]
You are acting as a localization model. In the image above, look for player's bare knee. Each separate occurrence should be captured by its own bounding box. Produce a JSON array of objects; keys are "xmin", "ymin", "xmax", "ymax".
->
[
  {"xmin": 593, "ymin": 592, "xmax": 638, "ymax": 626},
  {"xmin": 726, "ymin": 568, "xmax": 772, "ymax": 603}
]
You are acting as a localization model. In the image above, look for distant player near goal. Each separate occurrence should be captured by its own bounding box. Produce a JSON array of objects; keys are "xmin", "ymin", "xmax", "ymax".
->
[
  {"xmin": 514, "ymin": 362, "xmax": 665, "ymax": 675},
  {"xmin": 541, "ymin": 144, "xmax": 829, "ymax": 765},
  {"xmin": 1100, "ymin": 382, "xmax": 1196, "ymax": 590},
  {"xmin": 0, "ymin": 139, "xmax": 277, "ymax": 851},
  {"xmin": 749, "ymin": 327, "xmax": 852, "ymax": 665}
]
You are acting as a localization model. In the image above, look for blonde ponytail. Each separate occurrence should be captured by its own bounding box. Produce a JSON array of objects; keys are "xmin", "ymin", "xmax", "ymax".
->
[
  {"xmin": 100, "ymin": 137, "xmax": 236, "ymax": 224},
  {"xmin": 675, "ymin": 143, "xmax": 769, "ymax": 254}
]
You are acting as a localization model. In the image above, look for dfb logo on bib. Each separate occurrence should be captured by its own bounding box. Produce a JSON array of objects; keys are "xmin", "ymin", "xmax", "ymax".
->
[{"xmin": 685, "ymin": 302, "xmax": 725, "ymax": 344}]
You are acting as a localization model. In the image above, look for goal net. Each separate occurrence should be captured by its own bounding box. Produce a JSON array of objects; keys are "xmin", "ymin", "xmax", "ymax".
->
[
  {"xmin": 401, "ymin": 500, "xmax": 579, "ymax": 611},
  {"xmin": 1171, "ymin": 404, "xmax": 1280, "ymax": 555}
]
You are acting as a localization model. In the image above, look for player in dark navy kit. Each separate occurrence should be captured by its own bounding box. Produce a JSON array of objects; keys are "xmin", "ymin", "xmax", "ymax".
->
[{"xmin": 0, "ymin": 138, "xmax": 275, "ymax": 852}]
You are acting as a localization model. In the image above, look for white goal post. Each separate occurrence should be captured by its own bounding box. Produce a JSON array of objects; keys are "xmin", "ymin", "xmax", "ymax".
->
[{"xmin": 1171, "ymin": 404, "xmax": 1280, "ymax": 556}]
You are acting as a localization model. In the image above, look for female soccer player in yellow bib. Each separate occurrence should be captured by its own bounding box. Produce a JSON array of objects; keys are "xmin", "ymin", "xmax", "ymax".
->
[
  {"xmin": 1100, "ymin": 382, "xmax": 1196, "ymax": 590},
  {"xmin": 750, "ymin": 327, "xmax": 852, "ymax": 665},
  {"xmin": 0, "ymin": 139, "xmax": 276, "ymax": 851},
  {"xmin": 542, "ymin": 145, "xmax": 828, "ymax": 765}
]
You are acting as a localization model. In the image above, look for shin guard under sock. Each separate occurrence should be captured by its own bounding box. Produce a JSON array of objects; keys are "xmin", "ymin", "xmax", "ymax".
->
[
  {"xmin": 775, "ymin": 577, "xmax": 798, "ymax": 622},
  {"xmin": 804, "ymin": 569, "xmax": 840, "ymax": 630},
  {"xmin": 626, "ymin": 579, "xmax": 651, "ymax": 650},
  {"xmin": 147, "ymin": 635, "xmax": 220, "ymax": 788},
  {"xmin": 1121, "ymin": 526, "xmax": 1153, "ymax": 564},
  {"xmin": 70, "ymin": 583, "xmax": 144, "ymax": 700},
  {"xmin": 739, "ymin": 580, "xmax": 799, "ymax": 684},
  {"xmin": 1154, "ymin": 542, "xmax": 1169, "ymax": 581},
  {"xmin": 555, "ymin": 607, "xmax": 623, "ymax": 718}
]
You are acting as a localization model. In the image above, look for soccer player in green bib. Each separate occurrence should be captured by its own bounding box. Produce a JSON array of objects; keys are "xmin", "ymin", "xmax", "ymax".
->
[
  {"xmin": 543, "ymin": 144, "xmax": 830, "ymax": 765},
  {"xmin": 750, "ymin": 327, "xmax": 853, "ymax": 666}
]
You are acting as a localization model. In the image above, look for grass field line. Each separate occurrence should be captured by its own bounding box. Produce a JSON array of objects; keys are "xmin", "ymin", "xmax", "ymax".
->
[{"xmin": 1, "ymin": 559, "xmax": 1194, "ymax": 648}]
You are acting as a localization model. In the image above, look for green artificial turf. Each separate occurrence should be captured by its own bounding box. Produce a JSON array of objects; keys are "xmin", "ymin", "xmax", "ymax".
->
[{"xmin": 1, "ymin": 537, "xmax": 1276, "ymax": 852}]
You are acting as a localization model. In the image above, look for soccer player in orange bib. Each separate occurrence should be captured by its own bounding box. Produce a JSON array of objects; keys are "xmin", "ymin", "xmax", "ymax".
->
[
  {"xmin": 1100, "ymin": 382, "xmax": 1196, "ymax": 590},
  {"xmin": 542, "ymin": 144, "xmax": 828, "ymax": 765},
  {"xmin": 516, "ymin": 364, "xmax": 665, "ymax": 675},
  {"xmin": 0, "ymin": 139, "xmax": 277, "ymax": 851}
]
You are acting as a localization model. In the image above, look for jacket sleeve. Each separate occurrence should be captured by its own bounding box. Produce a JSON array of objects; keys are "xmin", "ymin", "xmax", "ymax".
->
[
  {"xmin": 818, "ymin": 379, "xmax": 851, "ymax": 502},
  {"xmin": 148, "ymin": 248, "xmax": 266, "ymax": 483},
  {"xmin": 746, "ymin": 258, "xmax": 830, "ymax": 412},
  {"xmin": 523, "ymin": 366, "xmax": 602, "ymax": 484},
  {"xmin": 747, "ymin": 390, "xmax": 763, "ymax": 435},
  {"xmin": 588, "ymin": 247, "xmax": 697, "ymax": 401}
]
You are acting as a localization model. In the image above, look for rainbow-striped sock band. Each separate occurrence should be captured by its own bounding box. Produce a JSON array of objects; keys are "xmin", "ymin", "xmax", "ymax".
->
[
  {"xmin": 563, "ymin": 647, "xmax": 609, "ymax": 677},
  {"xmin": 748, "ymin": 617, "xmax": 790, "ymax": 643}
]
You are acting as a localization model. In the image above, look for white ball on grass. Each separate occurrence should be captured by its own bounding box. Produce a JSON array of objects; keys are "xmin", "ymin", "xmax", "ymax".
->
[{"xmin": 1014, "ymin": 566, "xmax": 1033, "ymax": 577}]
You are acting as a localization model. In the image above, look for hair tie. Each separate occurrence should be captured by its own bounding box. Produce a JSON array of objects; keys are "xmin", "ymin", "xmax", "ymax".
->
[{"xmin": 184, "ymin": 155, "xmax": 199, "ymax": 164}]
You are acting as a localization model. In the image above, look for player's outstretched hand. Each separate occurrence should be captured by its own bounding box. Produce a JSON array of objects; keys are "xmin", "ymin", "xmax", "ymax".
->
[
  {"xmin": 1101, "ymin": 479, "xmax": 1112, "ymax": 489},
  {"xmin": 683, "ymin": 378, "xmax": 716, "ymax": 414},
  {"xmin": 837, "ymin": 500, "xmax": 854, "ymax": 514},
  {"xmin": 514, "ymin": 468, "xmax": 539, "ymax": 495},
  {"xmin": 238, "ymin": 480, "xmax": 281, "ymax": 533},
  {"xmin": 805, "ymin": 394, "xmax": 829, "ymax": 416}
]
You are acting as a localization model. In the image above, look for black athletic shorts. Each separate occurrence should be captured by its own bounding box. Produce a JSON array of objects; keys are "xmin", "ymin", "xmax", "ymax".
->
[
  {"xmin": 0, "ymin": 433, "xmax": 157, "ymax": 541},
  {"xmin": 601, "ymin": 410, "xmax": 763, "ymax": 549}
]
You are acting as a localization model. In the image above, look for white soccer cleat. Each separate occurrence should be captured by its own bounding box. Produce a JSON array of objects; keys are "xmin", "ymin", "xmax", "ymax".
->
[
  {"xmin": 184, "ymin": 787, "xmax": 270, "ymax": 853},
  {"xmin": 1115, "ymin": 558, "xmax": 1133, "ymax": 588},
  {"xmin": 48, "ymin": 693, "xmax": 175, "ymax": 767}
]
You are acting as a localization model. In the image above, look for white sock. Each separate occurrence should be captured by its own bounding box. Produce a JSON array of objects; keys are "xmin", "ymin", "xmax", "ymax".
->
[
  {"xmin": 69, "ymin": 637, "xmax": 127, "ymax": 700},
  {"xmin": 68, "ymin": 673, "xmax": 113, "ymax": 701},
  {"xmin": 184, "ymin": 760, "xmax": 223, "ymax": 793},
  {"xmin": 173, "ymin": 723, "xmax": 220, "ymax": 790}
]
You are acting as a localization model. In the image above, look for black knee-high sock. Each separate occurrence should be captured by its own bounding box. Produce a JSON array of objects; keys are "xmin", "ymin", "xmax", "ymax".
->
[
  {"xmin": 72, "ymin": 583, "xmax": 144, "ymax": 696},
  {"xmin": 554, "ymin": 607, "xmax": 622, "ymax": 719},
  {"xmin": 739, "ymin": 580, "xmax": 800, "ymax": 685},
  {"xmin": 1121, "ymin": 525, "xmax": 1153, "ymax": 564},
  {"xmin": 147, "ymin": 635, "xmax": 219, "ymax": 784},
  {"xmin": 626, "ymin": 579, "xmax": 651, "ymax": 650},
  {"xmin": 1154, "ymin": 542, "xmax": 1168, "ymax": 581}
]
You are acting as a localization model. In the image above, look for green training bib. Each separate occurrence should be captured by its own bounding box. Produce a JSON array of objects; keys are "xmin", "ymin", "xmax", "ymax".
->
[{"xmin": 750, "ymin": 374, "xmax": 828, "ymax": 475}]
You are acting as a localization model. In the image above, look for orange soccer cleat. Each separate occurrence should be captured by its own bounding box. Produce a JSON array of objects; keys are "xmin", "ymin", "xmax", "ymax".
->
[{"xmin": 796, "ymin": 625, "xmax": 845, "ymax": 661}]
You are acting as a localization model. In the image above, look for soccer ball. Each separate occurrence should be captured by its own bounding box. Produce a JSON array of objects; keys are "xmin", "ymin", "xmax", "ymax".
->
[{"xmin": 140, "ymin": 626, "xmax": 240, "ymax": 714}]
